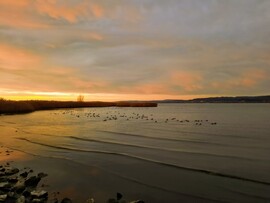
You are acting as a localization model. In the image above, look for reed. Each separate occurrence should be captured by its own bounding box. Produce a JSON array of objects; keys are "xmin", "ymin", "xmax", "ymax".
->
[{"xmin": 0, "ymin": 98, "xmax": 157, "ymax": 114}]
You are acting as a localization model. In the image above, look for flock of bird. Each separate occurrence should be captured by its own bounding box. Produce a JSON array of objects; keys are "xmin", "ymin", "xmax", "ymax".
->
[{"xmin": 51, "ymin": 110, "xmax": 218, "ymax": 126}]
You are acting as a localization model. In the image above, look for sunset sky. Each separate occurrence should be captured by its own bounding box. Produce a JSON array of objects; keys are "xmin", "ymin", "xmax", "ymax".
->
[{"xmin": 0, "ymin": 0, "xmax": 269, "ymax": 101}]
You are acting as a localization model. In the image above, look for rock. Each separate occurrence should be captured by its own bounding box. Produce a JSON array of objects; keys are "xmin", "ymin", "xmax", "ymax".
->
[
  {"xmin": 50, "ymin": 198, "xmax": 59, "ymax": 203},
  {"xmin": 117, "ymin": 192, "xmax": 123, "ymax": 200},
  {"xmin": 61, "ymin": 198, "xmax": 72, "ymax": 203},
  {"xmin": 0, "ymin": 194, "xmax": 7, "ymax": 202},
  {"xmin": 4, "ymin": 167, "xmax": 19, "ymax": 175},
  {"xmin": 32, "ymin": 198, "xmax": 47, "ymax": 202},
  {"xmin": 7, "ymin": 191, "xmax": 16, "ymax": 198},
  {"xmin": 20, "ymin": 172, "xmax": 28, "ymax": 178},
  {"xmin": 0, "ymin": 178, "xmax": 8, "ymax": 182},
  {"xmin": 8, "ymin": 177, "xmax": 18, "ymax": 184},
  {"xmin": 31, "ymin": 190, "xmax": 48, "ymax": 199},
  {"xmin": 22, "ymin": 190, "xmax": 31, "ymax": 197},
  {"xmin": 13, "ymin": 180, "xmax": 26, "ymax": 193},
  {"xmin": 0, "ymin": 182, "xmax": 12, "ymax": 190},
  {"xmin": 25, "ymin": 176, "xmax": 41, "ymax": 187},
  {"xmin": 86, "ymin": 198, "xmax": 95, "ymax": 203},
  {"xmin": 16, "ymin": 195, "xmax": 26, "ymax": 203}
]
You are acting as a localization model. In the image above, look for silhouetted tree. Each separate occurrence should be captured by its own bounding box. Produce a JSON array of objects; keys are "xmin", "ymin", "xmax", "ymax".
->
[{"xmin": 77, "ymin": 95, "xmax": 84, "ymax": 102}]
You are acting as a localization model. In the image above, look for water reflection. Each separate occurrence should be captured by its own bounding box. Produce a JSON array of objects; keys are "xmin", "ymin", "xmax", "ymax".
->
[{"xmin": 0, "ymin": 104, "xmax": 270, "ymax": 202}]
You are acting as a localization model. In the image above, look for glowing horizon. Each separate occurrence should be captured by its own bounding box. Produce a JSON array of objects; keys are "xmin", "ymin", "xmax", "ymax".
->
[
  {"xmin": 0, "ymin": 1, "xmax": 269, "ymax": 100},
  {"xmin": 0, "ymin": 89, "xmax": 213, "ymax": 102}
]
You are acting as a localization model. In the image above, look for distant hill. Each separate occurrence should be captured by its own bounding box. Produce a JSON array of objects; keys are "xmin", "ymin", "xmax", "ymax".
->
[{"xmin": 150, "ymin": 95, "xmax": 270, "ymax": 103}]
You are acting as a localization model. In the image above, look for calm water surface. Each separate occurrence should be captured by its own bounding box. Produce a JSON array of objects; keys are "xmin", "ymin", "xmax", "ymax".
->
[{"xmin": 0, "ymin": 104, "xmax": 270, "ymax": 202}]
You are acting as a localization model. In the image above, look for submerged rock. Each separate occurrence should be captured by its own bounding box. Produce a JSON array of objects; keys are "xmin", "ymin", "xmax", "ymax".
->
[
  {"xmin": 61, "ymin": 198, "xmax": 72, "ymax": 203},
  {"xmin": 37, "ymin": 172, "xmax": 48, "ymax": 178},
  {"xmin": 107, "ymin": 199, "xmax": 117, "ymax": 203},
  {"xmin": 116, "ymin": 192, "xmax": 123, "ymax": 200}
]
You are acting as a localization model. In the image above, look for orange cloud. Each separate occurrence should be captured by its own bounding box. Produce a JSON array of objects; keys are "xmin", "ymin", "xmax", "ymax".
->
[
  {"xmin": 35, "ymin": 0, "xmax": 104, "ymax": 23},
  {"xmin": 90, "ymin": 3, "xmax": 104, "ymax": 18},
  {"xmin": 35, "ymin": 0, "xmax": 84, "ymax": 23},
  {"xmin": 171, "ymin": 71, "xmax": 203, "ymax": 92},
  {"xmin": 71, "ymin": 78, "xmax": 107, "ymax": 91},
  {"xmin": 0, "ymin": 44, "xmax": 41, "ymax": 70},
  {"xmin": 0, "ymin": 1, "xmax": 30, "ymax": 7},
  {"xmin": 80, "ymin": 32, "xmax": 104, "ymax": 41},
  {"xmin": 133, "ymin": 83, "xmax": 170, "ymax": 94},
  {"xmin": 0, "ymin": 0, "xmax": 48, "ymax": 28},
  {"xmin": 227, "ymin": 70, "xmax": 267, "ymax": 88},
  {"xmin": 211, "ymin": 70, "xmax": 268, "ymax": 90}
]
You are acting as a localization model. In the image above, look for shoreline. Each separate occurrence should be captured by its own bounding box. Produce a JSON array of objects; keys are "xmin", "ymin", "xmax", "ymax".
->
[
  {"xmin": 1, "ymin": 144, "xmax": 219, "ymax": 203},
  {"xmin": 0, "ymin": 99, "xmax": 157, "ymax": 115},
  {"xmin": 0, "ymin": 146, "xmax": 148, "ymax": 203}
]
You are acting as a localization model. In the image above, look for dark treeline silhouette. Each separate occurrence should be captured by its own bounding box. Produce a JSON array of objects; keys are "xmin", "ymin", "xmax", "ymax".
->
[
  {"xmin": 149, "ymin": 95, "xmax": 270, "ymax": 103},
  {"xmin": 0, "ymin": 98, "xmax": 157, "ymax": 114}
]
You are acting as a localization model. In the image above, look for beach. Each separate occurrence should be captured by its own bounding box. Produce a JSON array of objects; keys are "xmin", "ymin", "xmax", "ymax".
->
[{"xmin": 1, "ymin": 104, "xmax": 270, "ymax": 202}]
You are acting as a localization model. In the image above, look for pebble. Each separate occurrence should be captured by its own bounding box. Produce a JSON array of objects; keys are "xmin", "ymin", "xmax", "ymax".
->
[
  {"xmin": 31, "ymin": 190, "xmax": 48, "ymax": 198},
  {"xmin": 16, "ymin": 195, "xmax": 26, "ymax": 203}
]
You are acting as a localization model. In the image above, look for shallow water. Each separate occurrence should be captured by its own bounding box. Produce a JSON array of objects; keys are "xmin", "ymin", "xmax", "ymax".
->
[{"xmin": 1, "ymin": 103, "xmax": 270, "ymax": 202}]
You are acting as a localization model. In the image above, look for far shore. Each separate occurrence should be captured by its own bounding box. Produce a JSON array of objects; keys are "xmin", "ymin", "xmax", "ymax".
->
[{"xmin": 0, "ymin": 99, "xmax": 157, "ymax": 115}]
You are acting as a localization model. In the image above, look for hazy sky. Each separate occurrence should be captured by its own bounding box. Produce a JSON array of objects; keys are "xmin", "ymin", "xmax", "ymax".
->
[{"xmin": 0, "ymin": 0, "xmax": 269, "ymax": 101}]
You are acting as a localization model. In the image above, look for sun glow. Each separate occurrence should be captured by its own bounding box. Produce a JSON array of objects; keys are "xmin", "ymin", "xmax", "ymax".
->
[{"xmin": 0, "ymin": 89, "xmax": 211, "ymax": 102}]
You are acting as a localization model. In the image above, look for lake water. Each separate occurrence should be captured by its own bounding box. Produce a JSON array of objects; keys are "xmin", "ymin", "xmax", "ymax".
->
[{"xmin": 1, "ymin": 104, "xmax": 270, "ymax": 202}]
